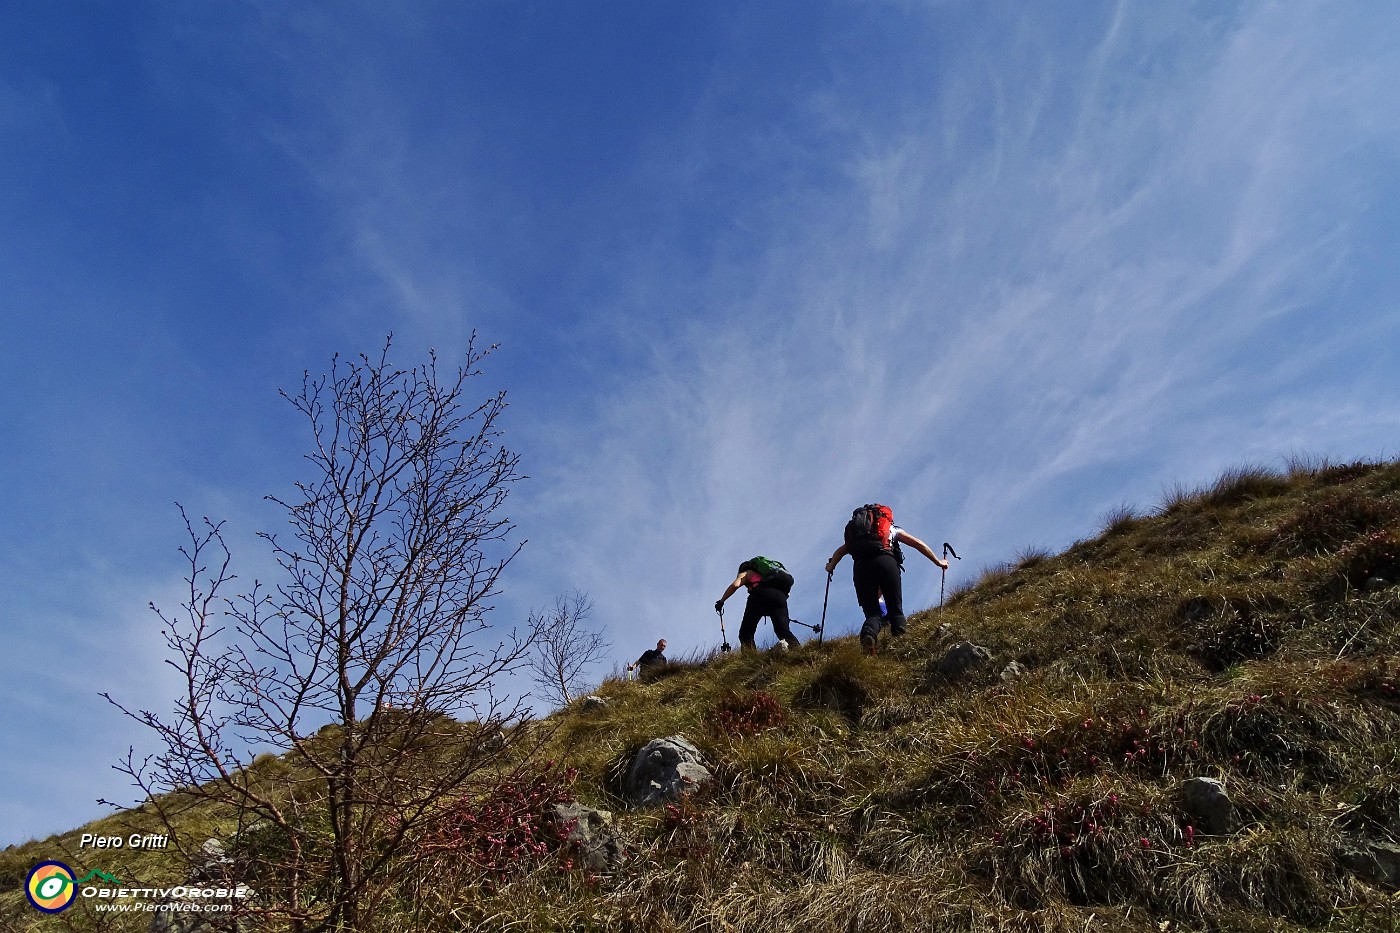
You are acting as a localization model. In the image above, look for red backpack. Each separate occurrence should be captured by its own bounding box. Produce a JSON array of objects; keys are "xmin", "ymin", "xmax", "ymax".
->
[{"xmin": 844, "ymin": 504, "xmax": 894, "ymax": 559}]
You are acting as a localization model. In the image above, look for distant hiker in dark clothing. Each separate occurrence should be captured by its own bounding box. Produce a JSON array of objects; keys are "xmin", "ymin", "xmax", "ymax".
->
[
  {"xmin": 628, "ymin": 639, "xmax": 667, "ymax": 679},
  {"xmin": 716, "ymin": 557, "xmax": 801, "ymax": 651},
  {"xmin": 825, "ymin": 504, "xmax": 947, "ymax": 652}
]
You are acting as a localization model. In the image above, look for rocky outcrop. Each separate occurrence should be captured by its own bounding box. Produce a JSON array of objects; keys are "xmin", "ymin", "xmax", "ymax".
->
[
  {"xmin": 1339, "ymin": 840, "xmax": 1400, "ymax": 889},
  {"xmin": 933, "ymin": 642, "xmax": 993, "ymax": 680},
  {"xmin": 148, "ymin": 838, "xmax": 256, "ymax": 933},
  {"xmin": 552, "ymin": 802, "xmax": 626, "ymax": 872},
  {"xmin": 623, "ymin": 736, "xmax": 713, "ymax": 807}
]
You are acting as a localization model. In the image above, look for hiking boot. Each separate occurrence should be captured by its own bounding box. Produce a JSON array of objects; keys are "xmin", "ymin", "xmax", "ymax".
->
[
  {"xmin": 861, "ymin": 634, "xmax": 876, "ymax": 655},
  {"xmin": 784, "ymin": 636, "xmax": 801, "ymax": 650}
]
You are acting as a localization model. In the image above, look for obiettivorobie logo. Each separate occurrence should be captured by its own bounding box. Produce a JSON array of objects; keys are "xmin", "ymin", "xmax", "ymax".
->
[
  {"xmin": 25, "ymin": 862, "xmax": 118, "ymax": 913},
  {"xmin": 25, "ymin": 858, "xmax": 249, "ymax": 916}
]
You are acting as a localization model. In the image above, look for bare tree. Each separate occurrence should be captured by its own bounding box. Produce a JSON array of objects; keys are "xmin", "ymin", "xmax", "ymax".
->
[
  {"xmin": 104, "ymin": 337, "xmax": 536, "ymax": 932},
  {"xmin": 525, "ymin": 589, "xmax": 610, "ymax": 707}
]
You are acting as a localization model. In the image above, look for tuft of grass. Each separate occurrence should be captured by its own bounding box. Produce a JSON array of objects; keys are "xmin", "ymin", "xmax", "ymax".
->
[
  {"xmin": 1098, "ymin": 503, "xmax": 1140, "ymax": 537},
  {"xmin": 1203, "ymin": 463, "xmax": 1292, "ymax": 507},
  {"xmin": 1013, "ymin": 545, "xmax": 1052, "ymax": 570},
  {"xmin": 789, "ymin": 643, "xmax": 899, "ymax": 725},
  {"xmin": 1156, "ymin": 479, "xmax": 1199, "ymax": 516}
]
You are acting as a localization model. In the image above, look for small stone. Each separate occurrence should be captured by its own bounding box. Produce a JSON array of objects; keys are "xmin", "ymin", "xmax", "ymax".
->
[
  {"xmin": 1180, "ymin": 777, "xmax": 1234, "ymax": 835},
  {"xmin": 999, "ymin": 660, "xmax": 1029, "ymax": 681},
  {"xmin": 552, "ymin": 802, "xmax": 625, "ymax": 872},
  {"xmin": 579, "ymin": 695, "xmax": 608, "ymax": 712},
  {"xmin": 1365, "ymin": 576, "xmax": 1390, "ymax": 592},
  {"xmin": 933, "ymin": 642, "xmax": 993, "ymax": 680}
]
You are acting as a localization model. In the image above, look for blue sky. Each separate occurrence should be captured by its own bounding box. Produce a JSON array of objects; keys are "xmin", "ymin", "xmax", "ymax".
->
[{"xmin": 3, "ymin": 1, "xmax": 1399, "ymax": 846}]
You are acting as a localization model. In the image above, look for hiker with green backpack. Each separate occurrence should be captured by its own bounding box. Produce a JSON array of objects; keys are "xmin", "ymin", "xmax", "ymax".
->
[
  {"xmin": 825, "ymin": 504, "xmax": 947, "ymax": 652},
  {"xmin": 715, "ymin": 556, "xmax": 801, "ymax": 651}
]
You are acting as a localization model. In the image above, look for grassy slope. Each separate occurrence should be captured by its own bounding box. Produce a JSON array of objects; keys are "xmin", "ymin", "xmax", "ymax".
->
[{"xmin": 5, "ymin": 459, "xmax": 1399, "ymax": 931}]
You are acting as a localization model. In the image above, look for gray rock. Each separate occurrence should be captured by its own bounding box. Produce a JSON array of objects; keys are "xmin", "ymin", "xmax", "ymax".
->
[
  {"xmin": 480, "ymin": 729, "xmax": 507, "ymax": 752},
  {"xmin": 623, "ymin": 736, "xmax": 713, "ymax": 807},
  {"xmin": 187, "ymin": 838, "xmax": 233, "ymax": 882},
  {"xmin": 1339, "ymin": 840, "xmax": 1400, "ymax": 889},
  {"xmin": 579, "ymin": 695, "xmax": 609, "ymax": 712},
  {"xmin": 934, "ymin": 642, "xmax": 993, "ymax": 680},
  {"xmin": 1180, "ymin": 777, "xmax": 1234, "ymax": 835},
  {"xmin": 999, "ymin": 660, "xmax": 1029, "ymax": 681},
  {"xmin": 1366, "ymin": 576, "xmax": 1391, "ymax": 592},
  {"xmin": 149, "ymin": 838, "xmax": 256, "ymax": 932},
  {"xmin": 553, "ymin": 802, "xmax": 626, "ymax": 872}
]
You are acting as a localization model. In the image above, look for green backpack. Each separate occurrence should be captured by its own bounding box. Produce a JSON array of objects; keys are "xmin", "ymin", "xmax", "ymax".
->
[
  {"xmin": 740, "ymin": 556, "xmax": 793, "ymax": 593},
  {"xmin": 742, "ymin": 556, "xmax": 787, "ymax": 579}
]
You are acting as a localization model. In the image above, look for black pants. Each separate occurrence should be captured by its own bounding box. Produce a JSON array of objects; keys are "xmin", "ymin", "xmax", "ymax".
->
[
  {"xmin": 740, "ymin": 585, "xmax": 799, "ymax": 648},
  {"xmin": 854, "ymin": 552, "xmax": 904, "ymax": 640}
]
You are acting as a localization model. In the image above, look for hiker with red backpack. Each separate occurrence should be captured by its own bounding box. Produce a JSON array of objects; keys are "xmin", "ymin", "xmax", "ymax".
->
[
  {"xmin": 825, "ymin": 504, "xmax": 948, "ymax": 652},
  {"xmin": 715, "ymin": 557, "xmax": 801, "ymax": 652}
]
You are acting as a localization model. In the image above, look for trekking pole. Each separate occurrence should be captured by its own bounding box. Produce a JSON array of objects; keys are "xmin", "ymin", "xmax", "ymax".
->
[
  {"xmin": 717, "ymin": 604, "xmax": 732, "ymax": 653},
  {"xmin": 819, "ymin": 570, "xmax": 832, "ymax": 645},
  {"xmin": 789, "ymin": 618, "xmax": 823, "ymax": 634},
  {"xmin": 939, "ymin": 542, "xmax": 961, "ymax": 607}
]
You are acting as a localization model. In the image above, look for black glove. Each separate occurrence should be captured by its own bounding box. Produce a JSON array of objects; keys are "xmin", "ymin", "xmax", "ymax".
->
[{"xmin": 714, "ymin": 600, "xmax": 725, "ymax": 614}]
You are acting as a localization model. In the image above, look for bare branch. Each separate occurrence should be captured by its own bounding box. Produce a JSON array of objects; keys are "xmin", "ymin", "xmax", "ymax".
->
[
  {"xmin": 105, "ymin": 335, "xmax": 532, "ymax": 931},
  {"xmin": 525, "ymin": 589, "xmax": 610, "ymax": 708}
]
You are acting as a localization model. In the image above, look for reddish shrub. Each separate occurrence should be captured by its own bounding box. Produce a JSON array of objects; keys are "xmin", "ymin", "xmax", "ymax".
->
[
  {"xmin": 423, "ymin": 762, "xmax": 578, "ymax": 877},
  {"xmin": 1339, "ymin": 530, "xmax": 1400, "ymax": 590},
  {"xmin": 713, "ymin": 690, "xmax": 786, "ymax": 736},
  {"xmin": 1270, "ymin": 493, "xmax": 1398, "ymax": 556}
]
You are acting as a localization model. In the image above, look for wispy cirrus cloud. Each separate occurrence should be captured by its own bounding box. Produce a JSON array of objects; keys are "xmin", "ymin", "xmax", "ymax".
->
[{"xmin": 513, "ymin": 2, "xmax": 1400, "ymax": 644}]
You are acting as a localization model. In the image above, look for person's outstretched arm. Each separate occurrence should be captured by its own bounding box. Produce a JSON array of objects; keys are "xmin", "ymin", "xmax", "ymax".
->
[
  {"xmin": 894, "ymin": 530, "xmax": 949, "ymax": 569},
  {"xmin": 825, "ymin": 543, "xmax": 850, "ymax": 575},
  {"xmin": 715, "ymin": 572, "xmax": 747, "ymax": 612}
]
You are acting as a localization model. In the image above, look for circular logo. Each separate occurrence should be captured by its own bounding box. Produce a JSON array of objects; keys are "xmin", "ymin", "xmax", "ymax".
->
[{"xmin": 26, "ymin": 861, "xmax": 77, "ymax": 913}]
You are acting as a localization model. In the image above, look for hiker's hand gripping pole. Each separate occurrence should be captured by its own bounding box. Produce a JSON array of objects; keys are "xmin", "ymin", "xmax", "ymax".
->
[
  {"xmin": 939, "ymin": 542, "xmax": 960, "ymax": 607},
  {"xmin": 819, "ymin": 569, "xmax": 832, "ymax": 645}
]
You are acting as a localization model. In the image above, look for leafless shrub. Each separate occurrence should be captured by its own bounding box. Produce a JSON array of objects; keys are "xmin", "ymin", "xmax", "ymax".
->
[
  {"xmin": 103, "ymin": 336, "xmax": 537, "ymax": 932},
  {"xmin": 526, "ymin": 590, "xmax": 610, "ymax": 708}
]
